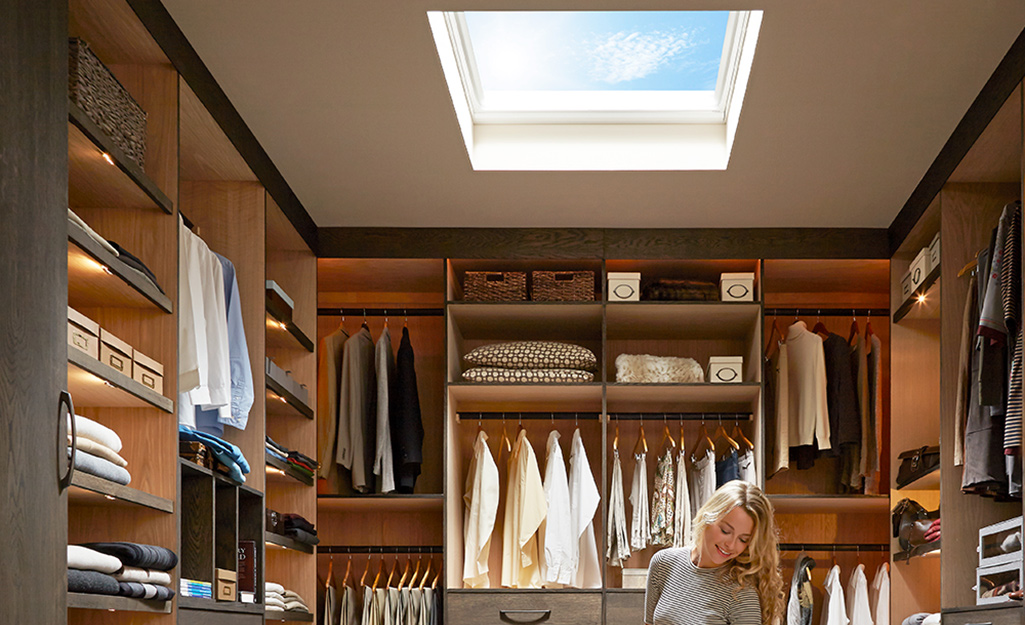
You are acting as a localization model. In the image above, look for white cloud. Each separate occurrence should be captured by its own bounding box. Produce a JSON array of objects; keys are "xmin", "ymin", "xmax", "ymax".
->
[{"xmin": 585, "ymin": 29, "xmax": 698, "ymax": 84}]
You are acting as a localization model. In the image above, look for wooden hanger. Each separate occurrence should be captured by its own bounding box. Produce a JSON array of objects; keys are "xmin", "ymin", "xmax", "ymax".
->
[
  {"xmin": 327, "ymin": 555, "xmax": 335, "ymax": 588},
  {"xmin": 661, "ymin": 416, "xmax": 676, "ymax": 450},
  {"xmin": 398, "ymin": 556, "xmax": 411, "ymax": 589},
  {"xmin": 731, "ymin": 417, "xmax": 753, "ymax": 452},
  {"xmin": 633, "ymin": 422, "xmax": 648, "ymax": 455},
  {"xmin": 418, "ymin": 557, "xmax": 432, "ymax": 591},
  {"xmin": 679, "ymin": 418, "xmax": 686, "ymax": 454},
  {"xmin": 431, "ymin": 561, "xmax": 441, "ymax": 589},
  {"xmin": 765, "ymin": 317, "xmax": 784, "ymax": 357},
  {"xmin": 343, "ymin": 554, "xmax": 353, "ymax": 588},
  {"xmin": 848, "ymin": 312, "xmax": 860, "ymax": 346},
  {"xmin": 958, "ymin": 258, "xmax": 978, "ymax": 277},
  {"xmin": 865, "ymin": 316, "xmax": 875, "ymax": 339},
  {"xmin": 691, "ymin": 418, "xmax": 715, "ymax": 460},
  {"xmin": 612, "ymin": 418, "xmax": 620, "ymax": 453},
  {"xmin": 386, "ymin": 555, "xmax": 400, "ymax": 588},
  {"xmin": 501, "ymin": 416, "xmax": 512, "ymax": 454},
  {"xmin": 361, "ymin": 553, "xmax": 371, "ymax": 587},
  {"xmin": 713, "ymin": 417, "xmax": 739, "ymax": 461},
  {"xmin": 409, "ymin": 553, "xmax": 422, "ymax": 589},
  {"xmin": 361, "ymin": 309, "xmax": 369, "ymax": 331},
  {"xmin": 372, "ymin": 554, "xmax": 384, "ymax": 590},
  {"xmin": 338, "ymin": 314, "xmax": 346, "ymax": 332},
  {"xmin": 811, "ymin": 311, "xmax": 829, "ymax": 338},
  {"xmin": 404, "ymin": 309, "xmax": 408, "ymax": 328}
]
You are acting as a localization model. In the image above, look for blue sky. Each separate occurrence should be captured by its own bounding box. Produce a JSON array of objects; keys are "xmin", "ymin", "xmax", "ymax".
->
[{"xmin": 464, "ymin": 11, "xmax": 730, "ymax": 92}]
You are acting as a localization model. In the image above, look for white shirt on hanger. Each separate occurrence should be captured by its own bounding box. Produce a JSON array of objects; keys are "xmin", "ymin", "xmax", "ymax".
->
[
  {"xmin": 374, "ymin": 327, "xmax": 396, "ymax": 493},
  {"xmin": 539, "ymin": 430, "xmax": 574, "ymax": 585},
  {"xmin": 738, "ymin": 447, "xmax": 757, "ymax": 484},
  {"xmin": 462, "ymin": 430, "xmax": 499, "ymax": 588},
  {"xmin": 569, "ymin": 428, "xmax": 601, "ymax": 588},
  {"xmin": 786, "ymin": 321, "xmax": 831, "ymax": 450},
  {"xmin": 772, "ymin": 343, "xmax": 791, "ymax": 474},
  {"xmin": 501, "ymin": 429, "xmax": 547, "ymax": 588},
  {"xmin": 689, "ymin": 448, "xmax": 716, "ymax": 519},
  {"xmin": 606, "ymin": 448, "xmax": 630, "ymax": 565},
  {"xmin": 869, "ymin": 563, "xmax": 889, "ymax": 625},
  {"xmin": 630, "ymin": 452, "xmax": 650, "ymax": 551},
  {"xmin": 846, "ymin": 563, "xmax": 873, "ymax": 625},
  {"xmin": 673, "ymin": 446, "xmax": 691, "ymax": 547},
  {"xmin": 821, "ymin": 564, "xmax": 849, "ymax": 625}
]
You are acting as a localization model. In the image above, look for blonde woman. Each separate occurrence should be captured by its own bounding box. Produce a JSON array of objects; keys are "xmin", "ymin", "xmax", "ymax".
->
[{"xmin": 644, "ymin": 480, "xmax": 784, "ymax": 625}]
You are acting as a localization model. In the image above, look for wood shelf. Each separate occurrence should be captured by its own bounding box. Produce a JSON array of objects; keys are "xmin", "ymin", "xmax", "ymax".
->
[
  {"xmin": 178, "ymin": 596, "xmax": 265, "ymax": 613},
  {"xmin": 606, "ymin": 383, "xmax": 761, "ymax": 409},
  {"xmin": 67, "ymin": 591, "xmax": 171, "ymax": 613},
  {"xmin": 767, "ymin": 494, "xmax": 890, "ymax": 513},
  {"xmin": 68, "ymin": 102, "xmax": 173, "ymax": 214},
  {"xmin": 317, "ymin": 494, "xmax": 444, "ymax": 512},
  {"xmin": 266, "ymin": 531, "xmax": 315, "ymax": 554},
  {"xmin": 266, "ymin": 610, "xmax": 315, "ymax": 622},
  {"xmin": 448, "ymin": 302, "xmax": 603, "ymax": 340},
  {"xmin": 266, "ymin": 312, "xmax": 314, "ymax": 352},
  {"xmin": 69, "ymin": 471, "xmax": 174, "ymax": 513},
  {"xmin": 68, "ymin": 220, "xmax": 173, "ymax": 313},
  {"xmin": 266, "ymin": 453, "xmax": 315, "ymax": 486},
  {"xmin": 893, "ymin": 265, "xmax": 940, "ymax": 323},
  {"xmin": 606, "ymin": 302, "xmax": 761, "ymax": 339},
  {"xmin": 448, "ymin": 382, "xmax": 603, "ymax": 412},
  {"xmin": 266, "ymin": 301, "xmax": 314, "ymax": 352},
  {"xmin": 68, "ymin": 348, "xmax": 174, "ymax": 413},
  {"xmin": 179, "ymin": 457, "xmax": 260, "ymax": 494},
  {"xmin": 896, "ymin": 467, "xmax": 940, "ymax": 491},
  {"xmin": 894, "ymin": 544, "xmax": 941, "ymax": 563},
  {"xmin": 266, "ymin": 376, "xmax": 314, "ymax": 419}
]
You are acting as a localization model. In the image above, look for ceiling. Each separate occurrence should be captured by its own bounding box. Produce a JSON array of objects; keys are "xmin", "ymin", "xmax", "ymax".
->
[{"xmin": 161, "ymin": 1, "xmax": 1025, "ymax": 230}]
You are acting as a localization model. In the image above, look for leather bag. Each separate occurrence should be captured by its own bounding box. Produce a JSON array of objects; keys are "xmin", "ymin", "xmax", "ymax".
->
[{"xmin": 896, "ymin": 445, "xmax": 939, "ymax": 489}]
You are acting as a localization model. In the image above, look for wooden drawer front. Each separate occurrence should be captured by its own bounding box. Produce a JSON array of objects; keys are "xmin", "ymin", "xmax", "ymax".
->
[
  {"xmin": 606, "ymin": 592, "xmax": 645, "ymax": 624},
  {"xmin": 447, "ymin": 591, "xmax": 601, "ymax": 625},
  {"xmin": 944, "ymin": 606, "xmax": 1023, "ymax": 625}
]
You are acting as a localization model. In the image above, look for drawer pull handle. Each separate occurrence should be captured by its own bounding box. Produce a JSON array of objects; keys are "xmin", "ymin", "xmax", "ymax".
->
[{"xmin": 499, "ymin": 609, "xmax": 551, "ymax": 622}]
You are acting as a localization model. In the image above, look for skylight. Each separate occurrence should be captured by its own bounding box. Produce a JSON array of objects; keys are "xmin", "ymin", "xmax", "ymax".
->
[{"xmin": 428, "ymin": 10, "xmax": 762, "ymax": 170}]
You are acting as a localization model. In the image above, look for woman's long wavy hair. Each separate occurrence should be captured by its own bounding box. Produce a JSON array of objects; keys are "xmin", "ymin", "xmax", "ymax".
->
[{"xmin": 691, "ymin": 480, "xmax": 784, "ymax": 625}]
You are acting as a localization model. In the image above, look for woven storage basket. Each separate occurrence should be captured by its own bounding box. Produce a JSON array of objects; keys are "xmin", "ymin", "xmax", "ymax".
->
[
  {"xmin": 68, "ymin": 38, "xmax": 147, "ymax": 168},
  {"xmin": 532, "ymin": 270, "xmax": 595, "ymax": 301},
  {"xmin": 464, "ymin": 271, "xmax": 527, "ymax": 301}
]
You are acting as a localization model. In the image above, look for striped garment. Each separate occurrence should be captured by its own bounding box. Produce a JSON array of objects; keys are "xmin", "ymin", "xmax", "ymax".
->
[
  {"xmin": 645, "ymin": 547, "xmax": 761, "ymax": 625},
  {"xmin": 1001, "ymin": 202, "xmax": 1022, "ymax": 450}
]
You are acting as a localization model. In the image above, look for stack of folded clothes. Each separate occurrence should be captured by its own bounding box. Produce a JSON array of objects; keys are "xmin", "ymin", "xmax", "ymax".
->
[
  {"xmin": 69, "ymin": 414, "xmax": 131, "ymax": 485},
  {"xmin": 265, "ymin": 582, "xmax": 309, "ymax": 613},
  {"xmin": 67, "ymin": 209, "xmax": 166, "ymax": 295},
  {"xmin": 281, "ymin": 513, "xmax": 319, "ymax": 546},
  {"xmin": 68, "ymin": 542, "xmax": 177, "ymax": 601},
  {"xmin": 179, "ymin": 425, "xmax": 250, "ymax": 483},
  {"xmin": 265, "ymin": 436, "xmax": 317, "ymax": 480}
]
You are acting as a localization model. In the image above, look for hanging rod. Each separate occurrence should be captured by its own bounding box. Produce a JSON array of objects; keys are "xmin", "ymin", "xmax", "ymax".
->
[
  {"xmin": 778, "ymin": 543, "xmax": 888, "ymax": 552},
  {"xmin": 319, "ymin": 546, "xmax": 443, "ymax": 555},
  {"xmin": 608, "ymin": 412, "xmax": 752, "ymax": 421},
  {"xmin": 457, "ymin": 412, "xmax": 601, "ymax": 421},
  {"xmin": 765, "ymin": 308, "xmax": 889, "ymax": 318},
  {"xmin": 317, "ymin": 308, "xmax": 444, "ymax": 317}
]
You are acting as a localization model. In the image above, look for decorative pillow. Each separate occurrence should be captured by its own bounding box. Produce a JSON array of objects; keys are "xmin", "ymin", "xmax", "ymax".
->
[
  {"xmin": 462, "ymin": 367, "xmax": 595, "ymax": 383},
  {"xmin": 464, "ymin": 341, "xmax": 597, "ymax": 371},
  {"xmin": 615, "ymin": 354, "xmax": 703, "ymax": 383}
]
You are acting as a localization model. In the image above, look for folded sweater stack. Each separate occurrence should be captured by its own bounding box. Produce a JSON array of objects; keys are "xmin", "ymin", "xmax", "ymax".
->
[
  {"xmin": 266, "ymin": 436, "xmax": 318, "ymax": 479},
  {"xmin": 68, "ymin": 414, "xmax": 131, "ymax": 485},
  {"xmin": 179, "ymin": 425, "xmax": 250, "ymax": 483},
  {"xmin": 68, "ymin": 542, "xmax": 178, "ymax": 601},
  {"xmin": 282, "ymin": 513, "xmax": 319, "ymax": 546},
  {"xmin": 266, "ymin": 582, "xmax": 309, "ymax": 613}
]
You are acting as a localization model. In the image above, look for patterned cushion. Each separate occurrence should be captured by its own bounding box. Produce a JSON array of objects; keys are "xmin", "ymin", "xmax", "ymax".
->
[
  {"xmin": 462, "ymin": 367, "xmax": 595, "ymax": 383},
  {"xmin": 464, "ymin": 341, "xmax": 597, "ymax": 371}
]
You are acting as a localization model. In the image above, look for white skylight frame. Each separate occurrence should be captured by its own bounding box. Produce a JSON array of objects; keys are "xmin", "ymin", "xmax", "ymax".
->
[{"xmin": 428, "ymin": 10, "xmax": 763, "ymax": 170}]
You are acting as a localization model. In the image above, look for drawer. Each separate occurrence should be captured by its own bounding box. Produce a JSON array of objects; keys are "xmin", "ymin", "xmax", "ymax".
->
[
  {"xmin": 944, "ymin": 605, "xmax": 1023, "ymax": 625},
  {"xmin": 447, "ymin": 591, "xmax": 601, "ymax": 625},
  {"xmin": 606, "ymin": 591, "xmax": 645, "ymax": 624}
]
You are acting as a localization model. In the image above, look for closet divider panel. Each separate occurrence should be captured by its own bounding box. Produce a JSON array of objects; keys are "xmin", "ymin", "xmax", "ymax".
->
[
  {"xmin": 938, "ymin": 183, "xmax": 1022, "ymax": 608},
  {"xmin": 179, "ymin": 180, "xmax": 268, "ymax": 495}
]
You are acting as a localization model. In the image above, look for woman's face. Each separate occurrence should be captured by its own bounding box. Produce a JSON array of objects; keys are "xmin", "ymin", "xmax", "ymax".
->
[{"xmin": 696, "ymin": 505, "xmax": 755, "ymax": 568}]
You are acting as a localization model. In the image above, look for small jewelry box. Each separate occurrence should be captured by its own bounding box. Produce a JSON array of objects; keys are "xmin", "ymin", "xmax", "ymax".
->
[
  {"xmin": 608, "ymin": 272, "xmax": 641, "ymax": 302},
  {"xmin": 720, "ymin": 272, "xmax": 755, "ymax": 302},
  {"xmin": 709, "ymin": 356, "xmax": 744, "ymax": 383}
]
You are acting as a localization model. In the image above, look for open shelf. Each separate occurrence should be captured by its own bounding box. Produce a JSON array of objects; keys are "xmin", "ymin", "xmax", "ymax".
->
[
  {"xmin": 605, "ymin": 302, "xmax": 761, "ymax": 338},
  {"xmin": 606, "ymin": 382, "xmax": 760, "ymax": 408},
  {"xmin": 896, "ymin": 467, "xmax": 940, "ymax": 491},
  {"xmin": 67, "ymin": 102, "xmax": 173, "ymax": 214},
  {"xmin": 68, "ymin": 348, "xmax": 174, "ymax": 413},
  {"xmin": 179, "ymin": 457, "xmax": 260, "ymax": 494},
  {"xmin": 266, "ymin": 610, "xmax": 314, "ymax": 622},
  {"xmin": 448, "ymin": 302, "xmax": 603, "ymax": 339},
  {"xmin": 767, "ymin": 494, "xmax": 890, "ymax": 513},
  {"xmin": 266, "ymin": 300, "xmax": 315, "ymax": 352},
  {"xmin": 893, "ymin": 265, "xmax": 940, "ymax": 323},
  {"xmin": 69, "ymin": 471, "xmax": 174, "ymax": 513},
  {"xmin": 67, "ymin": 591, "xmax": 171, "ymax": 613},
  {"xmin": 317, "ymin": 494, "xmax": 444, "ymax": 512},
  {"xmin": 894, "ymin": 544, "xmax": 941, "ymax": 563},
  {"xmin": 448, "ymin": 382, "xmax": 603, "ymax": 412},
  {"xmin": 266, "ymin": 531, "xmax": 315, "ymax": 554},
  {"xmin": 266, "ymin": 377, "xmax": 314, "ymax": 419},
  {"xmin": 178, "ymin": 596, "xmax": 265, "ymax": 614},
  {"xmin": 266, "ymin": 453, "xmax": 315, "ymax": 486},
  {"xmin": 68, "ymin": 220, "xmax": 173, "ymax": 313}
]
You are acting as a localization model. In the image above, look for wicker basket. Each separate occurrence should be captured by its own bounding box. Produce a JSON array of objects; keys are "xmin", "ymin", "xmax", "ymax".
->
[
  {"xmin": 68, "ymin": 38, "xmax": 147, "ymax": 168},
  {"xmin": 464, "ymin": 271, "xmax": 527, "ymax": 301},
  {"xmin": 532, "ymin": 270, "xmax": 595, "ymax": 301}
]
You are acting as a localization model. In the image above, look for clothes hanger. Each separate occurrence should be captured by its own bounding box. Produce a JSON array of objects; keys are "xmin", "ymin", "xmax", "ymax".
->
[
  {"xmin": 404, "ymin": 309, "xmax": 408, "ymax": 328},
  {"xmin": 398, "ymin": 555, "xmax": 411, "ymax": 589},
  {"xmin": 612, "ymin": 414, "xmax": 620, "ymax": 453},
  {"xmin": 418, "ymin": 555, "xmax": 432, "ymax": 591},
  {"xmin": 958, "ymin": 257, "xmax": 978, "ymax": 277},
  {"xmin": 372, "ymin": 552, "xmax": 385, "ymax": 590},
  {"xmin": 339, "ymin": 313, "xmax": 346, "ymax": 332},
  {"xmin": 713, "ymin": 414, "xmax": 739, "ymax": 460},
  {"xmin": 848, "ymin": 310, "xmax": 860, "ymax": 346},
  {"xmin": 432, "ymin": 560, "xmax": 441, "ymax": 589},
  {"xmin": 386, "ymin": 555, "xmax": 399, "ymax": 588},
  {"xmin": 765, "ymin": 316, "xmax": 784, "ymax": 358},
  {"xmin": 633, "ymin": 419, "xmax": 648, "ymax": 455},
  {"xmin": 691, "ymin": 415, "xmax": 715, "ymax": 461},
  {"xmin": 327, "ymin": 554, "xmax": 335, "ymax": 588},
  {"xmin": 731, "ymin": 414, "xmax": 753, "ymax": 452},
  {"xmin": 811, "ymin": 310, "xmax": 829, "ymax": 337},
  {"xmin": 501, "ymin": 414, "xmax": 512, "ymax": 454},
  {"xmin": 866, "ymin": 314, "xmax": 875, "ymax": 339},
  {"xmin": 410, "ymin": 550, "xmax": 423, "ymax": 589},
  {"xmin": 361, "ymin": 551, "xmax": 371, "ymax": 587},
  {"xmin": 344, "ymin": 554, "xmax": 353, "ymax": 588},
  {"xmin": 361, "ymin": 309, "xmax": 369, "ymax": 331},
  {"xmin": 678, "ymin": 414, "xmax": 686, "ymax": 456},
  {"xmin": 661, "ymin": 413, "xmax": 676, "ymax": 450}
]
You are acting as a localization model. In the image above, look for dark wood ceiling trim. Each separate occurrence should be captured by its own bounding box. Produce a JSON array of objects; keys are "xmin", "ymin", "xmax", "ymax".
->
[
  {"xmin": 318, "ymin": 227, "xmax": 889, "ymax": 259},
  {"xmin": 127, "ymin": 0, "xmax": 318, "ymax": 252},
  {"xmin": 888, "ymin": 26, "xmax": 1025, "ymax": 255}
]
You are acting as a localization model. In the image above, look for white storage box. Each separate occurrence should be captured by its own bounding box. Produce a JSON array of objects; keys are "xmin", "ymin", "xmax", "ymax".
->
[
  {"xmin": 608, "ymin": 272, "xmax": 641, "ymax": 302},
  {"xmin": 132, "ymin": 348, "xmax": 164, "ymax": 395},
  {"xmin": 67, "ymin": 306, "xmax": 100, "ymax": 360},
  {"xmin": 976, "ymin": 559, "xmax": 1023, "ymax": 605},
  {"xmin": 709, "ymin": 356, "xmax": 744, "ymax": 383},
  {"xmin": 901, "ymin": 272, "xmax": 913, "ymax": 301},
  {"xmin": 720, "ymin": 272, "xmax": 755, "ymax": 302},
  {"xmin": 910, "ymin": 247, "xmax": 930, "ymax": 290},
  {"xmin": 928, "ymin": 233, "xmax": 940, "ymax": 272},
  {"xmin": 978, "ymin": 516, "xmax": 1023, "ymax": 568},
  {"xmin": 622, "ymin": 568, "xmax": 648, "ymax": 589},
  {"xmin": 99, "ymin": 328, "xmax": 133, "ymax": 375}
]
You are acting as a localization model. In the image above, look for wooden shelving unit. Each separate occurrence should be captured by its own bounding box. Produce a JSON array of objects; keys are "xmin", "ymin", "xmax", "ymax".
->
[
  {"xmin": 67, "ymin": 348, "xmax": 173, "ymax": 413},
  {"xmin": 266, "ymin": 453, "xmax": 315, "ymax": 486},
  {"xmin": 266, "ymin": 610, "xmax": 314, "ymax": 622},
  {"xmin": 266, "ymin": 375, "xmax": 314, "ymax": 419},
  {"xmin": 266, "ymin": 531, "xmax": 315, "ymax": 554},
  {"xmin": 69, "ymin": 471, "xmax": 174, "ymax": 512},
  {"xmin": 893, "ymin": 265, "xmax": 940, "ymax": 323},
  {"xmin": 768, "ymin": 494, "xmax": 890, "ymax": 513},
  {"xmin": 67, "ymin": 592, "xmax": 171, "ymax": 613},
  {"xmin": 178, "ymin": 597, "xmax": 266, "ymax": 614}
]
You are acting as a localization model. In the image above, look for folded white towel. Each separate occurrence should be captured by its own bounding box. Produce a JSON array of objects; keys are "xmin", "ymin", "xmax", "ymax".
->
[
  {"xmin": 114, "ymin": 566, "xmax": 172, "ymax": 586},
  {"xmin": 265, "ymin": 581, "xmax": 285, "ymax": 594},
  {"xmin": 284, "ymin": 600, "xmax": 309, "ymax": 612},
  {"xmin": 71, "ymin": 414, "xmax": 122, "ymax": 453},
  {"xmin": 68, "ymin": 545, "xmax": 122, "ymax": 574},
  {"xmin": 267, "ymin": 605, "xmax": 285, "ymax": 612},
  {"xmin": 69, "ymin": 435, "xmax": 128, "ymax": 467},
  {"xmin": 266, "ymin": 596, "xmax": 287, "ymax": 609}
]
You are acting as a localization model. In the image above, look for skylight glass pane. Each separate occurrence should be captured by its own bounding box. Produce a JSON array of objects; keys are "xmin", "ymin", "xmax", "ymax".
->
[{"xmin": 463, "ymin": 11, "xmax": 730, "ymax": 92}]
